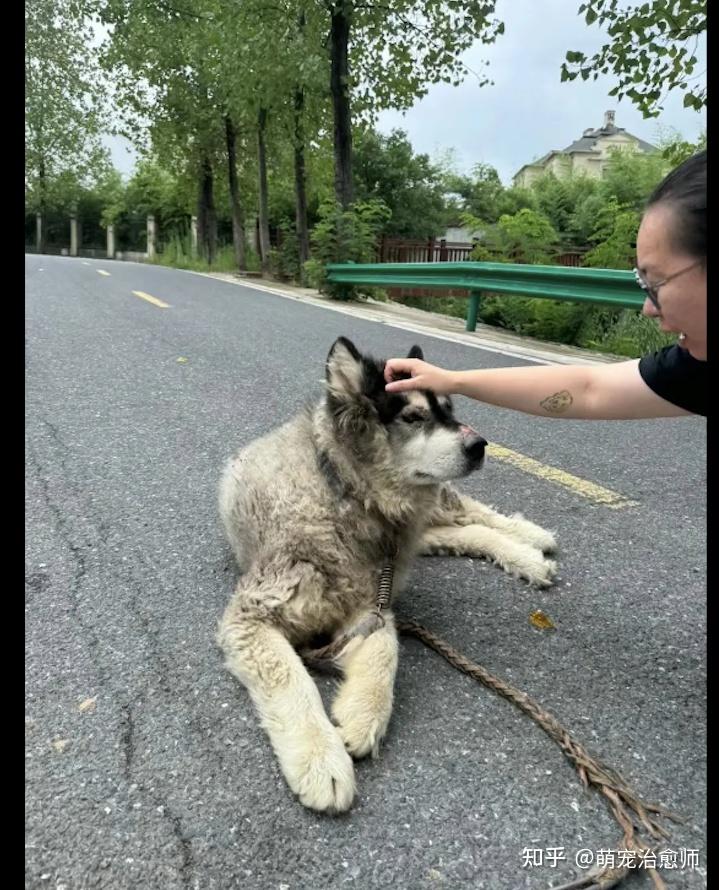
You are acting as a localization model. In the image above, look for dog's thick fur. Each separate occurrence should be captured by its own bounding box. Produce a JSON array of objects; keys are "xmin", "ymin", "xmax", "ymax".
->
[{"xmin": 217, "ymin": 338, "xmax": 557, "ymax": 813}]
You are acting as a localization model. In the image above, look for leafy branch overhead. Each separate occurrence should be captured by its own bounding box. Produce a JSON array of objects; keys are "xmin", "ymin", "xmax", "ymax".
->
[{"xmin": 561, "ymin": 0, "xmax": 706, "ymax": 117}]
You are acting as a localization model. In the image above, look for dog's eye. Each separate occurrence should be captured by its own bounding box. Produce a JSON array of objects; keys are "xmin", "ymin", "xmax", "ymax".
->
[{"xmin": 402, "ymin": 413, "xmax": 425, "ymax": 424}]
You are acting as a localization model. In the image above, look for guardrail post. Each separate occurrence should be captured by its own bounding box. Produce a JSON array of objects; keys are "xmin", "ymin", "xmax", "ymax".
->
[{"xmin": 466, "ymin": 290, "xmax": 481, "ymax": 332}]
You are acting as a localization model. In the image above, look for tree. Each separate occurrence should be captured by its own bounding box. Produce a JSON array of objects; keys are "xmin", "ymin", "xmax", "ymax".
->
[
  {"xmin": 463, "ymin": 207, "xmax": 559, "ymax": 264},
  {"xmin": 352, "ymin": 128, "xmax": 448, "ymax": 237},
  {"xmin": 584, "ymin": 209, "xmax": 640, "ymax": 270},
  {"xmin": 655, "ymin": 127, "xmax": 706, "ymax": 167},
  {"xmin": 599, "ymin": 146, "xmax": 669, "ymax": 210},
  {"xmin": 98, "ymin": 0, "xmax": 227, "ymax": 262},
  {"xmin": 561, "ymin": 0, "xmax": 706, "ymax": 118},
  {"xmin": 25, "ymin": 0, "xmax": 110, "ymax": 250},
  {"xmin": 531, "ymin": 172, "xmax": 600, "ymax": 248},
  {"xmin": 496, "ymin": 209, "xmax": 559, "ymax": 264},
  {"xmin": 532, "ymin": 174, "xmax": 573, "ymax": 243},
  {"xmin": 568, "ymin": 193, "xmax": 617, "ymax": 246},
  {"xmin": 444, "ymin": 163, "xmax": 505, "ymax": 223},
  {"xmin": 327, "ymin": 1, "xmax": 504, "ymax": 207}
]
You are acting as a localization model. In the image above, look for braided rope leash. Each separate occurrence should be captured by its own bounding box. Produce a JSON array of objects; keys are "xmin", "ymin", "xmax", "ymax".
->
[
  {"xmin": 300, "ymin": 560, "xmax": 684, "ymax": 890},
  {"xmin": 395, "ymin": 618, "xmax": 683, "ymax": 890}
]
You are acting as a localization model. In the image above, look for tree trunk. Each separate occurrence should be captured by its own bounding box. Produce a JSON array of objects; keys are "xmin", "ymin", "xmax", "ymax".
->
[
  {"xmin": 293, "ymin": 87, "xmax": 310, "ymax": 266},
  {"xmin": 257, "ymin": 107, "xmax": 271, "ymax": 274},
  {"xmin": 330, "ymin": 1, "xmax": 353, "ymax": 208},
  {"xmin": 197, "ymin": 156, "xmax": 217, "ymax": 265},
  {"xmin": 224, "ymin": 115, "xmax": 247, "ymax": 271}
]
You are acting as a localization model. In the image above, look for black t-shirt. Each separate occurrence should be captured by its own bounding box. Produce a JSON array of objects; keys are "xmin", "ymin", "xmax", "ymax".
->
[{"xmin": 638, "ymin": 344, "xmax": 706, "ymax": 416}]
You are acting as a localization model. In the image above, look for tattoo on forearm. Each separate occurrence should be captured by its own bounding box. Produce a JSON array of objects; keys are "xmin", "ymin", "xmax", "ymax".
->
[{"xmin": 540, "ymin": 390, "xmax": 573, "ymax": 414}]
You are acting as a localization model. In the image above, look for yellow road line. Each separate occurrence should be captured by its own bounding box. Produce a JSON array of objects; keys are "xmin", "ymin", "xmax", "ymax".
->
[
  {"xmin": 97, "ymin": 269, "xmax": 111, "ymax": 277},
  {"xmin": 131, "ymin": 290, "xmax": 170, "ymax": 309},
  {"xmin": 487, "ymin": 443, "xmax": 639, "ymax": 509}
]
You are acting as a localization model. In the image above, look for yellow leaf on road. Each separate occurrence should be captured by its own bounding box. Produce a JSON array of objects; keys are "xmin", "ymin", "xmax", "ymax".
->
[
  {"xmin": 529, "ymin": 609, "xmax": 556, "ymax": 630},
  {"xmin": 52, "ymin": 738, "xmax": 70, "ymax": 753},
  {"xmin": 177, "ymin": 357, "xmax": 188, "ymax": 363},
  {"xmin": 78, "ymin": 697, "xmax": 97, "ymax": 713}
]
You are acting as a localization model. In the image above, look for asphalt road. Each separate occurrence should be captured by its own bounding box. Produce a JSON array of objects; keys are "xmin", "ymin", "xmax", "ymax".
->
[{"xmin": 25, "ymin": 255, "xmax": 706, "ymax": 890}]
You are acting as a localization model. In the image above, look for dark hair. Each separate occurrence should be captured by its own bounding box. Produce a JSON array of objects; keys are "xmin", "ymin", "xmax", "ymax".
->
[{"xmin": 646, "ymin": 149, "xmax": 706, "ymax": 260}]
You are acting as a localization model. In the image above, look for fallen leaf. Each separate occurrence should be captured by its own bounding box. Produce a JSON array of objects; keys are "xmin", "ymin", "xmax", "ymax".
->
[
  {"xmin": 78, "ymin": 697, "xmax": 97, "ymax": 713},
  {"xmin": 52, "ymin": 738, "xmax": 70, "ymax": 753},
  {"xmin": 176, "ymin": 357, "xmax": 188, "ymax": 363},
  {"xmin": 529, "ymin": 609, "xmax": 556, "ymax": 630}
]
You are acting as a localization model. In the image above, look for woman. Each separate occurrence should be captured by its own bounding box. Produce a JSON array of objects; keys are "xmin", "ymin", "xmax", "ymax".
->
[{"xmin": 384, "ymin": 151, "xmax": 706, "ymax": 418}]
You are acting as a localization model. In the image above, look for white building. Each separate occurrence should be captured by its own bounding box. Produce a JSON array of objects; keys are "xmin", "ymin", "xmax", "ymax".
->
[{"xmin": 512, "ymin": 111, "xmax": 656, "ymax": 188}]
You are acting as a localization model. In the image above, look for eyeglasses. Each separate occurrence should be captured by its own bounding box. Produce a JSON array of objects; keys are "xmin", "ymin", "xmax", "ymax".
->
[{"xmin": 633, "ymin": 261, "xmax": 703, "ymax": 311}]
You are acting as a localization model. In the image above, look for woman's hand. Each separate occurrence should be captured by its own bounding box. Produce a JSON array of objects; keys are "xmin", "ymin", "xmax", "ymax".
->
[{"xmin": 384, "ymin": 358, "xmax": 458, "ymax": 395}]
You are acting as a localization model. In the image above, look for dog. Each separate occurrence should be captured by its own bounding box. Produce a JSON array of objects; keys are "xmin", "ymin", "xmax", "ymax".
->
[{"xmin": 217, "ymin": 337, "xmax": 557, "ymax": 813}]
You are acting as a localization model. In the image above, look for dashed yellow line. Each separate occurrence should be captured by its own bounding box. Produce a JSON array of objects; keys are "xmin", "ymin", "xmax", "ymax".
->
[
  {"xmin": 132, "ymin": 290, "xmax": 170, "ymax": 309},
  {"xmin": 97, "ymin": 269, "xmax": 111, "ymax": 277},
  {"xmin": 487, "ymin": 443, "xmax": 639, "ymax": 509}
]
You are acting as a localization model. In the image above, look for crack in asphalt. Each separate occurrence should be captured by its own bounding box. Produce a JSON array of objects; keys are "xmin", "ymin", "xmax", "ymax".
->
[{"xmin": 27, "ymin": 433, "xmax": 197, "ymax": 889}]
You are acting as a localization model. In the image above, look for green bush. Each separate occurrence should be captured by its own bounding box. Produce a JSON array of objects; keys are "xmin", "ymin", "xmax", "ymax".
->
[
  {"xmin": 270, "ymin": 220, "xmax": 302, "ymax": 282},
  {"xmin": 309, "ymin": 198, "xmax": 391, "ymax": 300},
  {"xmin": 579, "ymin": 309, "xmax": 677, "ymax": 357},
  {"xmin": 302, "ymin": 258, "xmax": 325, "ymax": 289}
]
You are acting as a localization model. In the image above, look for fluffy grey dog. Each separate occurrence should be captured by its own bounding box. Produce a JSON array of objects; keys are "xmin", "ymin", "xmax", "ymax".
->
[{"xmin": 217, "ymin": 337, "xmax": 557, "ymax": 813}]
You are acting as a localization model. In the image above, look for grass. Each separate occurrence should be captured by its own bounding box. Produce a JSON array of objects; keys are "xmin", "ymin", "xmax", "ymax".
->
[{"xmin": 152, "ymin": 234, "xmax": 261, "ymax": 274}]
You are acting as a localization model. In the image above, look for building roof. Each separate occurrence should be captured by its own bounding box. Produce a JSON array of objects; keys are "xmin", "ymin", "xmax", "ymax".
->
[
  {"xmin": 512, "ymin": 114, "xmax": 657, "ymax": 181},
  {"xmin": 563, "ymin": 125, "xmax": 656, "ymax": 155}
]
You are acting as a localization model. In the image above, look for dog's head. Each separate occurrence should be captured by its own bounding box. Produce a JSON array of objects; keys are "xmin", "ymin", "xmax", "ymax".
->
[{"xmin": 324, "ymin": 336, "xmax": 486, "ymax": 485}]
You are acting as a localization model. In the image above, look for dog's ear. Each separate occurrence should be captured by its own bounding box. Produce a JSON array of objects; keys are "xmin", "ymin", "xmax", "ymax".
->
[
  {"xmin": 408, "ymin": 344, "xmax": 424, "ymax": 360},
  {"xmin": 326, "ymin": 337, "xmax": 364, "ymax": 396}
]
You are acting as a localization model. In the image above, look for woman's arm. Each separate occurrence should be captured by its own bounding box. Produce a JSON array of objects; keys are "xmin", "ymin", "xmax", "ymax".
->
[{"xmin": 384, "ymin": 358, "xmax": 692, "ymax": 419}]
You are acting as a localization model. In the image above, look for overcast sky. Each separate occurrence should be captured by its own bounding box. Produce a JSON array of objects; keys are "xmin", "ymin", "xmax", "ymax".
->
[{"xmin": 103, "ymin": 0, "xmax": 706, "ymax": 185}]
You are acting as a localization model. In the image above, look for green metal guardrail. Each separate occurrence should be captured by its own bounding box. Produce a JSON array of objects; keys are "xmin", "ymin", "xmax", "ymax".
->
[{"xmin": 325, "ymin": 261, "xmax": 644, "ymax": 332}]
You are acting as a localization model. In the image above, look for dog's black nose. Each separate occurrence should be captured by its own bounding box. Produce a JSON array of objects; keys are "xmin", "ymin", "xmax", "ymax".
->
[{"xmin": 463, "ymin": 435, "xmax": 487, "ymax": 460}]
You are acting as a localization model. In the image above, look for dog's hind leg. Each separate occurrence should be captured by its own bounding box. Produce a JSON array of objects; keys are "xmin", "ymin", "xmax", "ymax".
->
[
  {"xmin": 331, "ymin": 612, "xmax": 399, "ymax": 759},
  {"xmin": 217, "ymin": 608, "xmax": 356, "ymax": 813},
  {"xmin": 431, "ymin": 488, "xmax": 557, "ymax": 554},
  {"xmin": 420, "ymin": 524, "xmax": 557, "ymax": 588}
]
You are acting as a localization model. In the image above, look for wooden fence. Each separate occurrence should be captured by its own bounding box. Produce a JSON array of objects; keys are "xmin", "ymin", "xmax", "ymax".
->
[
  {"xmin": 376, "ymin": 235, "xmax": 587, "ymax": 267},
  {"xmin": 374, "ymin": 237, "xmax": 588, "ymax": 298}
]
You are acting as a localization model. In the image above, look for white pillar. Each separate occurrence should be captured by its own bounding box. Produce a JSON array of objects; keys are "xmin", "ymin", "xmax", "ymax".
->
[
  {"xmin": 190, "ymin": 216, "xmax": 198, "ymax": 256},
  {"xmin": 147, "ymin": 215, "xmax": 156, "ymax": 260},
  {"xmin": 70, "ymin": 216, "xmax": 78, "ymax": 257},
  {"xmin": 36, "ymin": 213, "xmax": 42, "ymax": 252},
  {"xmin": 106, "ymin": 224, "xmax": 115, "ymax": 259}
]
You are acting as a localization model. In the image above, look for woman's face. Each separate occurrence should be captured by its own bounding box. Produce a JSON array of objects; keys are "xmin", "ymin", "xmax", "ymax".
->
[{"xmin": 636, "ymin": 203, "xmax": 707, "ymax": 360}]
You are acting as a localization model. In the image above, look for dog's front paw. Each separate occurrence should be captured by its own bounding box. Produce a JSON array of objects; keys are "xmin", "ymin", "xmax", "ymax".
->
[
  {"xmin": 523, "ymin": 557, "xmax": 558, "ymax": 588},
  {"xmin": 497, "ymin": 546, "xmax": 558, "ymax": 588},
  {"xmin": 278, "ymin": 726, "xmax": 356, "ymax": 813},
  {"xmin": 508, "ymin": 513, "xmax": 558, "ymax": 553},
  {"xmin": 332, "ymin": 694, "xmax": 391, "ymax": 760}
]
